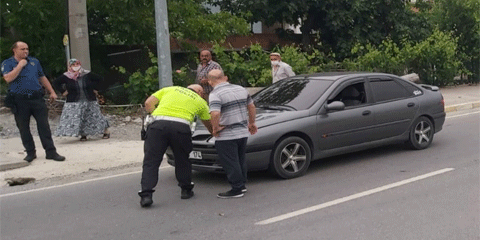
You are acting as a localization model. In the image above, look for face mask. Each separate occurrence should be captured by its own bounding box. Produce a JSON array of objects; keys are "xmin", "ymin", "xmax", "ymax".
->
[
  {"xmin": 271, "ymin": 61, "xmax": 280, "ymax": 66},
  {"xmin": 72, "ymin": 66, "xmax": 81, "ymax": 71}
]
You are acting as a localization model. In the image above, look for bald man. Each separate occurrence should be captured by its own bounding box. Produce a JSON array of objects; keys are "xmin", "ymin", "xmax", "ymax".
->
[
  {"xmin": 196, "ymin": 50, "xmax": 222, "ymax": 99},
  {"xmin": 207, "ymin": 69, "xmax": 257, "ymax": 198},
  {"xmin": 1, "ymin": 41, "xmax": 65, "ymax": 162},
  {"xmin": 138, "ymin": 84, "xmax": 213, "ymax": 207}
]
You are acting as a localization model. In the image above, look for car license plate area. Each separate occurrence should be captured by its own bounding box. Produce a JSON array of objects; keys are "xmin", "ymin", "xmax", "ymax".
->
[{"xmin": 189, "ymin": 151, "xmax": 202, "ymax": 159}]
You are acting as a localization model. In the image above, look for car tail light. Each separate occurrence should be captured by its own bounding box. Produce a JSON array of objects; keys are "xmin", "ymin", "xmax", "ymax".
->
[{"xmin": 440, "ymin": 97, "xmax": 445, "ymax": 106}]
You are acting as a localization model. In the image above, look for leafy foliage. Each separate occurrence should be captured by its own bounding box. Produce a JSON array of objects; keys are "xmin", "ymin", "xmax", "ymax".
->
[
  {"xmin": 210, "ymin": 0, "xmax": 421, "ymax": 58},
  {"xmin": 119, "ymin": 50, "xmax": 194, "ymax": 104},
  {"xmin": 430, "ymin": 0, "xmax": 480, "ymax": 83},
  {"xmin": 405, "ymin": 30, "xmax": 462, "ymax": 86},
  {"xmin": 212, "ymin": 43, "xmax": 270, "ymax": 87},
  {"xmin": 1, "ymin": 0, "xmax": 67, "ymax": 78},
  {"xmin": 2, "ymin": 0, "xmax": 249, "ymax": 86},
  {"xmin": 88, "ymin": 0, "xmax": 250, "ymax": 45},
  {"xmin": 350, "ymin": 30, "xmax": 462, "ymax": 86},
  {"xmin": 211, "ymin": 43, "xmax": 338, "ymax": 86}
]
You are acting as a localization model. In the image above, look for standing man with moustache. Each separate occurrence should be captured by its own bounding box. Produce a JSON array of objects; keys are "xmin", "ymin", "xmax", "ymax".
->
[
  {"xmin": 196, "ymin": 50, "xmax": 222, "ymax": 100},
  {"xmin": 1, "ymin": 41, "xmax": 65, "ymax": 162}
]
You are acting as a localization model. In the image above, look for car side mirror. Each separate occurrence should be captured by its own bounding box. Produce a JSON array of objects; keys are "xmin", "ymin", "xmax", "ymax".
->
[{"xmin": 325, "ymin": 101, "xmax": 345, "ymax": 111}]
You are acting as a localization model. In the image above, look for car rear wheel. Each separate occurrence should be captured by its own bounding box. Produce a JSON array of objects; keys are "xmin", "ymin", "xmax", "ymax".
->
[
  {"xmin": 269, "ymin": 137, "xmax": 311, "ymax": 179},
  {"xmin": 408, "ymin": 116, "xmax": 434, "ymax": 150}
]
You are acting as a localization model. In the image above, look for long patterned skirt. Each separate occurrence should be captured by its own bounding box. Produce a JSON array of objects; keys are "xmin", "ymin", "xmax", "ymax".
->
[{"xmin": 55, "ymin": 101, "xmax": 109, "ymax": 137}]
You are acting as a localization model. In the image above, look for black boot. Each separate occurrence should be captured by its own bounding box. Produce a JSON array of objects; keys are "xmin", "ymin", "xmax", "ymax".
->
[
  {"xmin": 46, "ymin": 152, "xmax": 65, "ymax": 161},
  {"xmin": 138, "ymin": 190, "xmax": 154, "ymax": 208},
  {"xmin": 24, "ymin": 152, "xmax": 37, "ymax": 162},
  {"xmin": 181, "ymin": 189, "xmax": 194, "ymax": 199}
]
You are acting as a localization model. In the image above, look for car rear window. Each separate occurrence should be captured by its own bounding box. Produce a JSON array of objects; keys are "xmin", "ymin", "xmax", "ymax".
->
[
  {"xmin": 253, "ymin": 78, "xmax": 333, "ymax": 110},
  {"xmin": 396, "ymin": 78, "xmax": 423, "ymax": 96}
]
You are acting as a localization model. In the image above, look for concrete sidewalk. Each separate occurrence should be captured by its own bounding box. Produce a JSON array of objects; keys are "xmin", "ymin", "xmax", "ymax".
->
[{"xmin": 1, "ymin": 84, "xmax": 479, "ymax": 185}]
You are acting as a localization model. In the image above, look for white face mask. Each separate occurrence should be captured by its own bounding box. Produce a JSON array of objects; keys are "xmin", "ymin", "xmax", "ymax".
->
[
  {"xmin": 271, "ymin": 61, "xmax": 280, "ymax": 66},
  {"xmin": 71, "ymin": 66, "xmax": 81, "ymax": 72}
]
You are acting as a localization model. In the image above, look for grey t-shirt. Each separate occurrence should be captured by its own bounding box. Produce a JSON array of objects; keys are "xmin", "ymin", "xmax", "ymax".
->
[{"xmin": 209, "ymin": 82, "xmax": 253, "ymax": 141}]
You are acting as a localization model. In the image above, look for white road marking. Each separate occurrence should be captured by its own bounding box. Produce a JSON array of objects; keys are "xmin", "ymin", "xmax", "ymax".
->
[
  {"xmin": 255, "ymin": 168, "xmax": 455, "ymax": 225},
  {"xmin": 446, "ymin": 111, "xmax": 480, "ymax": 119},
  {"xmin": 0, "ymin": 166, "xmax": 172, "ymax": 198}
]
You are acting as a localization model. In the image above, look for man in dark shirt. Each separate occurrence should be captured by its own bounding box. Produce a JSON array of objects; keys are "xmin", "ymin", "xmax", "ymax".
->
[{"xmin": 1, "ymin": 41, "xmax": 65, "ymax": 162}]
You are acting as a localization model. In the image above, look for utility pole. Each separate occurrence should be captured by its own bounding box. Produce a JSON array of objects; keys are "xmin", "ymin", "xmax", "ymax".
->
[
  {"xmin": 68, "ymin": 0, "xmax": 91, "ymax": 70},
  {"xmin": 154, "ymin": 0, "xmax": 173, "ymax": 88}
]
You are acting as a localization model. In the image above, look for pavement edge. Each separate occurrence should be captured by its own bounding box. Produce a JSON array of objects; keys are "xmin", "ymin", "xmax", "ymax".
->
[{"xmin": 444, "ymin": 101, "xmax": 480, "ymax": 113}]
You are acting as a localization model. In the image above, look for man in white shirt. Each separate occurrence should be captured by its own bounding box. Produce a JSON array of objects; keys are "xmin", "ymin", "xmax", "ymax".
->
[{"xmin": 270, "ymin": 52, "xmax": 295, "ymax": 83}]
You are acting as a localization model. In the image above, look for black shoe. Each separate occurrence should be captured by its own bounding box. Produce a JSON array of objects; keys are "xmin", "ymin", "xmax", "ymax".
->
[
  {"xmin": 23, "ymin": 154, "xmax": 37, "ymax": 163},
  {"xmin": 46, "ymin": 153, "xmax": 65, "ymax": 161},
  {"xmin": 140, "ymin": 195, "xmax": 153, "ymax": 207},
  {"xmin": 181, "ymin": 189, "xmax": 194, "ymax": 199},
  {"xmin": 138, "ymin": 191, "xmax": 154, "ymax": 207},
  {"xmin": 217, "ymin": 189, "xmax": 244, "ymax": 199},
  {"xmin": 240, "ymin": 186, "xmax": 247, "ymax": 193}
]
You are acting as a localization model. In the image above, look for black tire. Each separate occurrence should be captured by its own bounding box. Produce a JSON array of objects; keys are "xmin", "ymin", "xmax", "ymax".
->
[
  {"xmin": 269, "ymin": 136, "xmax": 311, "ymax": 179},
  {"xmin": 407, "ymin": 116, "xmax": 434, "ymax": 150}
]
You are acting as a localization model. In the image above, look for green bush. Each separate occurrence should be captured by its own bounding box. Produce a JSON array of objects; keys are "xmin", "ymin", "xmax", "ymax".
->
[
  {"xmin": 350, "ymin": 30, "xmax": 463, "ymax": 86},
  {"xmin": 351, "ymin": 40, "xmax": 405, "ymax": 75},
  {"xmin": 118, "ymin": 50, "xmax": 194, "ymax": 104},
  {"xmin": 212, "ymin": 43, "xmax": 270, "ymax": 87},
  {"xmin": 405, "ymin": 30, "xmax": 463, "ymax": 86},
  {"xmin": 212, "ymin": 43, "xmax": 333, "ymax": 86}
]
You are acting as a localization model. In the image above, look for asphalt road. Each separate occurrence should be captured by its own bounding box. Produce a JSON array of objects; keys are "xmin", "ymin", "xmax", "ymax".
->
[{"xmin": 1, "ymin": 110, "xmax": 479, "ymax": 240}]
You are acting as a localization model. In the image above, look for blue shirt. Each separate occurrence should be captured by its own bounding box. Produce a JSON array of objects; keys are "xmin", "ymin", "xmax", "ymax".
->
[{"xmin": 1, "ymin": 56, "xmax": 45, "ymax": 94}]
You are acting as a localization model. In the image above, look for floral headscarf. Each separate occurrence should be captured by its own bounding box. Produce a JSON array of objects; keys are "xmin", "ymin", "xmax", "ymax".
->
[{"xmin": 63, "ymin": 58, "xmax": 90, "ymax": 80}]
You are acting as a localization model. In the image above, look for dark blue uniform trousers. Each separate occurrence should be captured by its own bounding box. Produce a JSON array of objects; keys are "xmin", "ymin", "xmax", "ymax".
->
[
  {"xmin": 13, "ymin": 95, "xmax": 56, "ymax": 155},
  {"xmin": 141, "ymin": 120, "xmax": 194, "ymax": 192}
]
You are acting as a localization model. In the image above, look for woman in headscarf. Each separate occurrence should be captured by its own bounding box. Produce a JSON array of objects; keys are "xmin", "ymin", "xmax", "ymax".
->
[{"xmin": 53, "ymin": 59, "xmax": 110, "ymax": 141}]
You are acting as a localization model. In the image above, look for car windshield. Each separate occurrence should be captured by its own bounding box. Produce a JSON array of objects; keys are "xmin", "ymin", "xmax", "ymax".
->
[{"xmin": 253, "ymin": 77, "xmax": 333, "ymax": 111}]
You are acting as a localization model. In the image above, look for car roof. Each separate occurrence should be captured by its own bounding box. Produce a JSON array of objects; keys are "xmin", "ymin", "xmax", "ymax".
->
[{"xmin": 294, "ymin": 72, "xmax": 393, "ymax": 81}]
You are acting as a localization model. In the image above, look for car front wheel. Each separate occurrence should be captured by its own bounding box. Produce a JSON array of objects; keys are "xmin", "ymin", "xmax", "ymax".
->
[
  {"xmin": 269, "ymin": 136, "xmax": 311, "ymax": 179},
  {"xmin": 408, "ymin": 116, "xmax": 434, "ymax": 150}
]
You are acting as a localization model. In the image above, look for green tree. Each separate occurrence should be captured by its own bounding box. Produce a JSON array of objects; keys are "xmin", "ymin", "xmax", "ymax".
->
[
  {"xmin": 87, "ymin": 0, "xmax": 250, "ymax": 46},
  {"xmin": 1, "ymin": 0, "xmax": 67, "ymax": 78},
  {"xmin": 210, "ymin": 0, "xmax": 419, "ymax": 58},
  {"xmin": 2, "ymin": 0, "xmax": 250, "ymax": 84},
  {"xmin": 430, "ymin": 0, "xmax": 480, "ymax": 82}
]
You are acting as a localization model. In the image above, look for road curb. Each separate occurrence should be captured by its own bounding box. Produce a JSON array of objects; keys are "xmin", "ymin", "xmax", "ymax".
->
[
  {"xmin": 444, "ymin": 101, "xmax": 480, "ymax": 113},
  {"xmin": 0, "ymin": 161, "xmax": 30, "ymax": 172}
]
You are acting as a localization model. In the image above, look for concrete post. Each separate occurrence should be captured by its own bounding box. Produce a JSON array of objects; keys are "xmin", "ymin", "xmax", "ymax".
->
[
  {"xmin": 68, "ymin": 0, "xmax": 91, "ymax": 70},
  {"xmin": 154, "ymin": 0, "xmax": 173, "ymax": 88}
]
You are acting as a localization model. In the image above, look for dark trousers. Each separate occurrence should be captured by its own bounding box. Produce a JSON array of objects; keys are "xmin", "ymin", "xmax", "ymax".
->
[
  {"xmin": 13, "ymin": 95, "xmax": 56, "ymax": 155},
  {"xmin": 141, "ymin": 120, "xmax": 194, "ymax": 192},
  {"xmin": 215, "ymin": 137, "xmax": 248, "ymax": 190}
]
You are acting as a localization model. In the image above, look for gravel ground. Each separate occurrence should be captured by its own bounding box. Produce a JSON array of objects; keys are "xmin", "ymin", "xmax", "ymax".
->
[{"xmin": 0, "ymin": 107, "xmax": 144, "ymax": 142}]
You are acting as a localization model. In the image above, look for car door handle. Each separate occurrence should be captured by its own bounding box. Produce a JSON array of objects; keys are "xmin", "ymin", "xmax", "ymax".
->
[
  {"xmin": 362, "ymin": 110, "xmax": 371, "ymax": 116},
  {"xmin": 407, "ymin": 102, "xmax": 415, "ymax": 107}
]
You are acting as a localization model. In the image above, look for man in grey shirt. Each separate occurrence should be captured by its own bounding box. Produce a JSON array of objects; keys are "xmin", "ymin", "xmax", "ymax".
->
[{"xmin": 208, "ymin": 69, "xmax": 257, "ymax": 198}]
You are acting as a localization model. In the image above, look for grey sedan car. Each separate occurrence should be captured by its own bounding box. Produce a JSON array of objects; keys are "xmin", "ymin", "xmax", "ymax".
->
[{"xmin": 167, "ymin": 72, "xmax": 446, "ymax": 179}]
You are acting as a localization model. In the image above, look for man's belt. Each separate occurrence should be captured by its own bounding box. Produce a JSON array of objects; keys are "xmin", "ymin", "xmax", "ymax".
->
[
  {"xmin": 152, "ymin": 115, "xmax": 190, "ymax": 126},
  {"xmin": 11, "ymin": 91, "xmax": 44, "ymax": 99}
]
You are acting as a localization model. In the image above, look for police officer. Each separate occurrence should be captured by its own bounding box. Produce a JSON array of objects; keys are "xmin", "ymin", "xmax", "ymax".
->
[
  {"xmin": 1, "ymin": 41, "xmax": 65, "ymax": 162},
  {"xmin": 139, "ymin": 84, "xmax": 213, "ymax": 208}
]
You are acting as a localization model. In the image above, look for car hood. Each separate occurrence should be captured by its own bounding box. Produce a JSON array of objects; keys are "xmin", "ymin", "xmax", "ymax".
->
[{"xmin": 193, "ymin": 109, "xmax": 309, "ymax": 137}]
